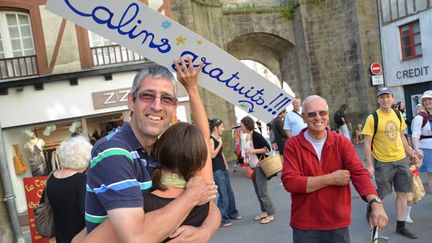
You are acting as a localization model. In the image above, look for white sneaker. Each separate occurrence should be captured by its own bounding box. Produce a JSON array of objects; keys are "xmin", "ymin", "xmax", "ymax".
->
[{"xmin": 405, "ymin": 218, "xmax": 413, "ymax": 224}]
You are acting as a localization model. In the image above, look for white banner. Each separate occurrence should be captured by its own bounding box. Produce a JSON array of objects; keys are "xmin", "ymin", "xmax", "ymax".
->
[{"xmin": 45, "ymin": 0, "xmax": 293, "ymax": 122}]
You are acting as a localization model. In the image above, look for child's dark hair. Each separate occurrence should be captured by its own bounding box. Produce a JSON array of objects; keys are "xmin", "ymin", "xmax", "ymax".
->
[
  {"xmin": 152, "ymin": 122, "xmax": 208, "ymax": 191},
  {"xmin": 209, "ymin": 118, "xmax": 223, "ymax": 131}
]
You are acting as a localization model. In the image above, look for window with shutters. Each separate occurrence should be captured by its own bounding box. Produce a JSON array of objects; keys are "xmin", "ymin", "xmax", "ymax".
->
[
  {"xmin": 0, "ymin": 11, "xmax": 38, "ymax": 79},
  {"xmin": 400, "ymin": 20, "xmax": 422, "ymax": 60}
]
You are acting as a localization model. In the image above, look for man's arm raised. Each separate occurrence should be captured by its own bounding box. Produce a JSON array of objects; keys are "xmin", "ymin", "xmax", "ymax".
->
[
  {"xmin": 77, "ymin": 59, "xmax": 218, "ymax": 243},
  {"xmin": 175, "ymin": 56, "xmax": 212, "ymax": 180},
  {"xmin": 169, "ymin": 57, "xmax": 221, "ymax": 243}
]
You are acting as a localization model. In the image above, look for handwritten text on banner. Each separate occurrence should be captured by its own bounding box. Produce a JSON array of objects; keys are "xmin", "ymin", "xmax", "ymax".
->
[{"xmin": 45, "ymin": 0, "xmax": 293, "ymax": 122}]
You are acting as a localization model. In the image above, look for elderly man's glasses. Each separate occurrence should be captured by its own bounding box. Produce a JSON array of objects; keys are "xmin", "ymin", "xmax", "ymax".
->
[
  {"xmin": 307, "ymin": 111, "xmax": 328, "ymax": 118},
  {"xmin": 138, "ymin": 92, "xmax": 177, "ymax": 106}
]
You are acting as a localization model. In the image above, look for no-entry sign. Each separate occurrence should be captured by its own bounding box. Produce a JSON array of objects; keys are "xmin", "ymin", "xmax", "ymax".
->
[{"xmin": 370, "ymin": 62, "xmax": 382, "ymax": 75}]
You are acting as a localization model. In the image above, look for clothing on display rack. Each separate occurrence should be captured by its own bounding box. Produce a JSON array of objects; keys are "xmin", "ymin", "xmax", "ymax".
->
[
  {"xmin": 43, "ymin": 146, "xmax": 60, "ymax": 174},
  {"xmin": 24, "ymin": 136, "xmax": 48, "ymax": 176}
]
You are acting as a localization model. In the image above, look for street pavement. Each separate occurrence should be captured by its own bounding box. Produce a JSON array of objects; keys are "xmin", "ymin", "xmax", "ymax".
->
[{"xmin": 211, "ymin": 144, "xmax": 432, "ymax": 243}]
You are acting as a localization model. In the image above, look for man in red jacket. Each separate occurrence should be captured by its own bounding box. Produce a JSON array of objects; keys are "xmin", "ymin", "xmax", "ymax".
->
[{"xmin": 281, "ymin": 95, "xmax": 388, "ymax": 243}]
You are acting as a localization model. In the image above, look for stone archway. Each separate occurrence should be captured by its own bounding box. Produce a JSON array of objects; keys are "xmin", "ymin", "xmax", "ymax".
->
[{"xmin": 227, "ymin": 32, "xmax": 296, "ymax": 93}]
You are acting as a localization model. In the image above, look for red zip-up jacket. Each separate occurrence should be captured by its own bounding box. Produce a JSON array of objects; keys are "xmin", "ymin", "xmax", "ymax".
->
[{"xmin": 281, "ymin": 128, "xmax": 377, "ymax": 230}]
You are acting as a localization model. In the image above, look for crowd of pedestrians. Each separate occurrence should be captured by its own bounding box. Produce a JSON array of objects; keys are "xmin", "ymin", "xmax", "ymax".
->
[
  {"xmin": 249, "ymin": 87, "xmax": 431, "ymax": 242},
  {"xmin": 38, "ymin": 57, "xmax": 432, "ymax": 243}
]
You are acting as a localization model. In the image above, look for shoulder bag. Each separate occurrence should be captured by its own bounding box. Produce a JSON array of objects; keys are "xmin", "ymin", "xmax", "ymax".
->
[
  {"xmin": 34, "ymin": 173, "xmax": 55, "ymax": 239},
  {"xmin": 258, "ymin": 148, "xmax": 282, "ymax": 178},
  {"xmin": 12, "ymin": 144, "xmax": 27, "ymax": 175}
]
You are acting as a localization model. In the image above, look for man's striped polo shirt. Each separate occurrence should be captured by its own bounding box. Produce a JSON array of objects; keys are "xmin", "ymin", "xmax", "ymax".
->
[{"xmin": 85, "ymin": 122, "xmax": 156, "ymax": 232}]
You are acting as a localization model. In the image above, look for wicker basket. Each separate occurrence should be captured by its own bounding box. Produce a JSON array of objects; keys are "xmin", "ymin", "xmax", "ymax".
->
[{"xmin": 259, "ymin": 155, "xmax": 282, "ymax": 178}]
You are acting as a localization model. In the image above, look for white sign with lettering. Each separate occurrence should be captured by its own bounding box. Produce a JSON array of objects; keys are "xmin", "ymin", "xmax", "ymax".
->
[
  {"xmin": 45, "ymin": 0, "xmax": 292, "ymax": 122},
  {"xmin": 92, "ymin": 88, "xmax": 130, "ymax": 109},
  {"xmin": 371, "ymin": 75, "xmax": 384, "ymax": 86}
]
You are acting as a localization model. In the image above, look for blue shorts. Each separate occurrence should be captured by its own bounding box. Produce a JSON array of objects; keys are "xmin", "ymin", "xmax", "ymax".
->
[{"xmin": 419, "ymin": 148, "xmax": 432, "ymax": 173}]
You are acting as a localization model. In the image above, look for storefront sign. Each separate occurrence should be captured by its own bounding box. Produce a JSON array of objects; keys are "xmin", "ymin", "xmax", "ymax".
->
[
  {"xmin": 23, "ymin": 176, "xmax": 49, "ymax": 243},
  {"xmin": 92, "ymin": 88, "xmax": 130, "ymax": 109},
  {"xmin": 396, "ymin": 66, "xmax": 430, "ymax": 79},
  {"xmin": 45, "ymin": 0, "xmax": 292, "ymax": 122}
]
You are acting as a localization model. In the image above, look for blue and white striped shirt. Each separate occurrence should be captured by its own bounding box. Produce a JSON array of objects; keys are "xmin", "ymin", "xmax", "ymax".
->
[{"xmin": 85, "ymin": 122, "xmax": 156, "ymax": 232}]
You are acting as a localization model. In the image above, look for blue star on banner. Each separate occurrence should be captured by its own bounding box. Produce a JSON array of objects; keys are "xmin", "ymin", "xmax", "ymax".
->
[{"xmin": 161, "ymin": 20, "xmax": 171, "ymax": 29}]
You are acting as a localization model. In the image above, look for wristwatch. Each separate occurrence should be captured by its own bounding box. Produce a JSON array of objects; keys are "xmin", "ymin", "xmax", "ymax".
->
[{"xmin": 368, "ymin": 198, "xmax": 382, "ymax": 206}]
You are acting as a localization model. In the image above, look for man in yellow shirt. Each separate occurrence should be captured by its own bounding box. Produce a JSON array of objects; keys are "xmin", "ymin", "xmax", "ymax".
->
[{"xmin": 362, "ymin": 87, "xmax": 418, "ymax": 239}]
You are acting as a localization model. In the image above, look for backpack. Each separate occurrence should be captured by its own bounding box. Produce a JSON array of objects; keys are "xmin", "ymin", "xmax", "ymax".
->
[
  {"xmin": 417, "ymin": 111, "xmax": 432, "ymax": 140},
  {"xmin": 34, "ymin": 173, "xmax": 55, "ymax": 239},
  {"xmin": 334, "ymin": 110, "xmax": 344, "ymax": 127},
  {"xmin": 371, "ymin": 109, "xmax": 402, "ymax": 149},
  {"xmin": 418, "ymin": 111, "xmax": 431, "ymax": 127}
]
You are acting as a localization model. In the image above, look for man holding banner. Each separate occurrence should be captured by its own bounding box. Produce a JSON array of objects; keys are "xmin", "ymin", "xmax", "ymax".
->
[
  {"xmin": 80, "ymin": 59, "xmax": 220, "ymax": 243},
  {"xmin": 45, "ymin": 0, "xmax": 294, "ymax": 241}
]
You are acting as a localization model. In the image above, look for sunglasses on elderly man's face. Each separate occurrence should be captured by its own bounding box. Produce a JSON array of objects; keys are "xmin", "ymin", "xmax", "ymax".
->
[{"xmin": 307, "ymin": 111, "xmax": 329, "ymax": 118}]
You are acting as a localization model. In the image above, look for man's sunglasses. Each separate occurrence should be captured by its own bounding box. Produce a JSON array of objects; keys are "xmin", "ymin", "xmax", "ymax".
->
[
  {"xmin": 307, "ymin": 110, "xmax": 328, "ymax": 118},
  {"xmin": 138, "ymin": 92, "xmax": 177, "ymax": 106}
]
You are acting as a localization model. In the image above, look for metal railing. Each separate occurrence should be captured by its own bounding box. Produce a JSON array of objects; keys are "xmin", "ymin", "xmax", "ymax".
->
[
  {"xmin": 91, "ymin": 45, "xmax": 148, "ymax": 67},
  {"xmin": 0, "ymin": 55, "xmax": 38, "ymax": 80}
]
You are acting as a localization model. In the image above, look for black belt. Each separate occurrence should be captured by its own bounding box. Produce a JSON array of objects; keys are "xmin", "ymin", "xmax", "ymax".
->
[{"xmin": 420, "ymin": 135, "xmax": 432, "ymax": 140}]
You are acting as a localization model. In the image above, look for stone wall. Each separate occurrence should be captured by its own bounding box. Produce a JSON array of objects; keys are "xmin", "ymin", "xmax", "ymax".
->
[
  {"xmin": 297, "ymin": 0, "xmax": 380, "ymax": 127},
  {"xmin": 220, "ymin": 0, "xmax": 284, "ymax": 6},
  {"xmin": 170, "ymin": 0, "xmax": 382, "ymax": 147},
  {"xmin": 355, "ymin": 0, "xmax": 382, "ymax": 116}
]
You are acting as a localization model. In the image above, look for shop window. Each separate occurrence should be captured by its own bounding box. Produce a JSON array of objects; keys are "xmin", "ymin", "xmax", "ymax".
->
[
  {"xmin": 0, "ymin": 11, "xmax": 38, "ymax": 79},
  {"xmin": 88, "ymin": 31, "xmax": 146, "ymax": 66},
  {"xmin": 400, "ymin": 20, "xmax": 422, "ymax": 60}
]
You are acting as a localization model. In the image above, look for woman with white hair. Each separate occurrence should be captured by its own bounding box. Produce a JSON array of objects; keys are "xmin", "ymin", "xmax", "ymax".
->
[{"xmin": 44, "ymin": 136, "xmax": 92, "ymax": 243}]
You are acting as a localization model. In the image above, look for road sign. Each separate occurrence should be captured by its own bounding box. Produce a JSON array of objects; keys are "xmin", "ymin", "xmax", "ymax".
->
[
  {"xmin": 370, "ymin": 62, "xmax": 382, "ymax": 75},
  {"xmin": 371, "ymin": 75, "xmax": 383, "ymax": 85}
]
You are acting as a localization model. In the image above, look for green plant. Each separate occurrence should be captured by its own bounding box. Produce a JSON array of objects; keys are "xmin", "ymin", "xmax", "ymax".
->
[{"xmin": 280, "ymin": 1, "xmax": 299, "ymax": 20}]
